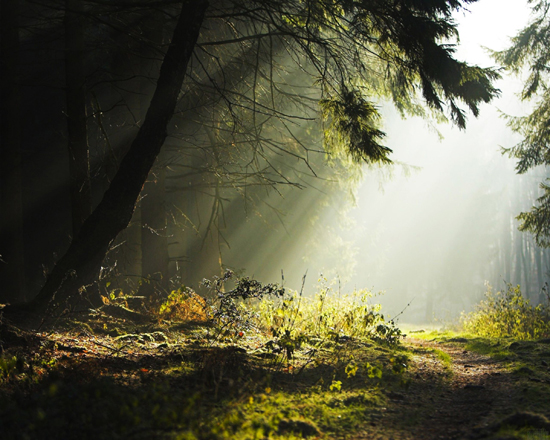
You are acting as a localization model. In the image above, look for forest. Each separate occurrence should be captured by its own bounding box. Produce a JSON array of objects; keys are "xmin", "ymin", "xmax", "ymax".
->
[{"xmin": 2, "ymin": 0, "xmax": 550, "ymax": 438}]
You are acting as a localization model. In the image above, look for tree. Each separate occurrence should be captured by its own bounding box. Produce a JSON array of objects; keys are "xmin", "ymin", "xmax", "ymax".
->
[
  {"xmin": 161, "ymin": 0, "xmax": 501, "ymax": 287},
  {"xmin": 20, "ymin": 0, "xmax": 208, "ymax": 314},
  {"xmin": 493, "ymin": 0, "xmax": 550, "ymax": 246},
  {"xmin": 65, "ymin": 0, "xmax": 92, "ymax": 236},
  {"xmin": 0, "ymin": 0, "xmax": 26, "ymax": 304},
  {"xmin": 6, "ymin": 0, "xmax": 499, "ymax": 321}
]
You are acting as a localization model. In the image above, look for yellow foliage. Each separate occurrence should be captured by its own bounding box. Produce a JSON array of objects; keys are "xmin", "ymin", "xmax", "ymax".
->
[{"xmin": 158, "ymin": 287, "xmax": 208, "ymax": 322}]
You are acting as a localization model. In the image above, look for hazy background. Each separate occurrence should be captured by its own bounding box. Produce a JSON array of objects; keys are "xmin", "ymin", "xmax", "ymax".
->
[{"xmin": 210, "ymin": 0, "xmax": 546, "ymax": 323}]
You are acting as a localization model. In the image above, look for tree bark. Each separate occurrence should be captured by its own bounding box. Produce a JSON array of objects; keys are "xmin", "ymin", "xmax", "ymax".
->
[
  {"xmin": 16, "ymin": 0, "xmax": 208, "ymax": 316},
  {"xmin": 65, "ymin": 0, "xmax": 92, "ymax": 236},
  {"xmin": 0, "ymin": 0, "xmax": 26, "ymax": 304}
]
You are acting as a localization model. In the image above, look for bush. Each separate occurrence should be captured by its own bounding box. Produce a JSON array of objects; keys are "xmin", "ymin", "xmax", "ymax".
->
[
  {"xmin": 256, "ymin": 275, "xmax": 402, "ymax": 350},
  {"xmin": 461, "ymin": 283, "xmax": 550, "ymax": 340},
  {"xmin": 156, "ymin": 271, "xmax": 402, "ymax": 352},
  {"xmin": 158, "ymin": 287, "xmax": 209, "ymax": 322}
]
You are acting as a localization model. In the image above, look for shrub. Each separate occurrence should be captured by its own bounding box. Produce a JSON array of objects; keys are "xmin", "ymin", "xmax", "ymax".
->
[
  {"xmin": 461, "ymin": 283, "xmax": 550, "ymax": 340},
  {"xmin": 256, "ymin": 275, "xmax": 402, "ymax": 350},
  {"xmin": 158, "ymin": 287, "xmax": 209, "ymax": 322},
  {"xmin": 157, "ymin": 271, "xmax": 402, "ymax": 351}
]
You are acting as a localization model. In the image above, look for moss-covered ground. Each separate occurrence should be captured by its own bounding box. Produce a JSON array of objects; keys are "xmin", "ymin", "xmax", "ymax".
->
[{"xmin": 1, "ymin": 317, "xmax": 550, "ymax": 439}]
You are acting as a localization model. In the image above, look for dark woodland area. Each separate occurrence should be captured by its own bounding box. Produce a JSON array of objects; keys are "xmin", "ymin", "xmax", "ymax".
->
[{"xmin": 2, "ymin": 0, "xmax": 550, "ymax": 438}]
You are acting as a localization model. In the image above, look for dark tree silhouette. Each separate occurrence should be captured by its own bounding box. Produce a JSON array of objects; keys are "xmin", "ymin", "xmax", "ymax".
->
[
  {"xmin": 3, "ymin": 0, "xmax": 500, "ymax": 324},
  {"xmin": 17, "ymin": 0, "xmax": 208, "ymax": 315},
  {"xmin": 0, "ymin": 0, "xmax": 25, "ymax": 304},
  {"xmin": 494, "ymin": 0, "xmax": 550, "ymax": 246}
]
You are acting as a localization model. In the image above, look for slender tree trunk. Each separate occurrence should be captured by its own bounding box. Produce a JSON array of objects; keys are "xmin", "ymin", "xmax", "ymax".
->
[
  {"xmin": 521, "ymin": 234, "xmax": 531, "ymax": 298},
  {"xmin": 544, "ymin": 249, "xmax": 550, "ymax": 284},
  {"xmin": 503, "ymin": 219, "xmax": 512, "ymax": 283},
  {"xmin": 536, "ymin": 246, "xmax": 543, "ymax": 302},
  {"xmin": 14, "ymin": 0, "xmax": 208, "ymax": 316},
  {"xmin": 141, "ymin": 165, "xmax": 169, "ymax": 296},
  {"xmin": 0, "ymin": 0, "xmax": 26, "ymax": 304},
  {"xmin": 513, "ymin": 179, "xmax": 523, "ymax": 288},
  {"xmin": 65, "ymin": 0, "xmax": 91, "ymax": 236}
]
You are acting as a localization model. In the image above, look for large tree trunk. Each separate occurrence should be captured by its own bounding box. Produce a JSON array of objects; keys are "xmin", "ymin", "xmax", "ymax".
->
[
  {"xmin": 0, "ymin": 0, "xmax": 26, "ymax": 304},
  {"xmin": 64, "ymin": 0, "xmax": 92, "ymax": 236},
  {"xmin": 8, "ymin": 0, "xmax": 208, "ymax": 318}
]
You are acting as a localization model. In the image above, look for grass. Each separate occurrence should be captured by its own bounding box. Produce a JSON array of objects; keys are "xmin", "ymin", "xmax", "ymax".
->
[
  {"xmin": 432, "ymin": 348, "xmax": 451, "ymax": 366},
  {"xmin": 0, "ymin": 325, "xmax": 407, "ymax": 439},
  {"xmin": 0, "ymin": 274, "xmax": 412, "ymax": 439},
  {"xmin": 3, "ymin": 276, "xmax": 550, "ymax": 439}
]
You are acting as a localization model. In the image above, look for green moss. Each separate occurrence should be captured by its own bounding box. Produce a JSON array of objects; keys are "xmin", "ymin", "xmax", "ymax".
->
[
  {"xmin": 433, "ymin": 348, "xmax": 452, "ymax": 366},
  {"xmin": 463, "ymin": 337, "xmax": 515, "ymax": 360}
]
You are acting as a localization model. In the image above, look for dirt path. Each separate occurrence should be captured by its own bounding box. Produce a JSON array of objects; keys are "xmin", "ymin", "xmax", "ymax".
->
[
  {"xmin": 407, "ymin": 338, "xmax": 515, "ymax": 439},
  {"xmin": 355, "ymin": 338, "xmax": 517, "ymax": 440}
]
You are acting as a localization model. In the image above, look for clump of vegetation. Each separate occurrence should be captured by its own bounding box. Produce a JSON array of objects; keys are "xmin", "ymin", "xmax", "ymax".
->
[
  {"xmin": 256, "ymin": 275, "xmax": 402, "ymax": 350},
  {"xmin": 157, "ymin": 286, "xmax": 209, "ymax": 323},
  {"xmin": 155, "ymin": 271, "xmax": 402, "ymax": 352},
  {"xmin": 202, "ymin": 270, "xmax": 286, "ymax": 338},
  {"xmin": 461, "ymin": 283, "xmax": 550, "ymax": 340}
]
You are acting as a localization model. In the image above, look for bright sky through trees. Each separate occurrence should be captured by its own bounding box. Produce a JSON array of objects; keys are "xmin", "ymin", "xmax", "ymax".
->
[
  {"xmin": 349, "ymin": 0, "xmax": 534, "ymax": 319},
  {"xmin": 260, "ymin": 0, "xmax": 539, "ymax": 322}
]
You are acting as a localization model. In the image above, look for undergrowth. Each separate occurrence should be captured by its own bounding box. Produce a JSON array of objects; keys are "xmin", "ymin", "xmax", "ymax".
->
[
  {"xmin": 155, "ymin": 271, "xmax": 403, "ymax": 355},
  {"xmin": 0, "ymin": 272, "xmax": 411, "ymax": 440},
  {"xmin": 461, "ymin": 283, "xmax": 550, "ymax": 340}
]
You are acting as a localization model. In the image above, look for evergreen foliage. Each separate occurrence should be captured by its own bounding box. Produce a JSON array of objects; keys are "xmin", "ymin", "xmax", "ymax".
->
[
  {"xmin": 258, "ymin": 0, "xmax": 500, "ymax": 163},
  {"xmin": 2, "ymin": 0, "xmax": 501, "ymax": 312},
  {"xmin": 493, "ymin": 0, "xmax": 550, "ymax": 246}
]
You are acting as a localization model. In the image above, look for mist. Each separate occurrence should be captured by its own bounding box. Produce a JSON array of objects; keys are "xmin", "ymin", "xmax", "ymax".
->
[
  {"xmin": 1, "ymin": 0, "xmax": 541, "ymax": 327},
  {"xmin": 182, "ymin": 0, "xmax": 547, "ymax": 324}
]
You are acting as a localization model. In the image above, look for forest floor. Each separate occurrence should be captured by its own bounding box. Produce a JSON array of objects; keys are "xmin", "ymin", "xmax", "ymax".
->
[
  {"xmin": 373, "ymin": 336, "xmax": 550, "ymax": 440},
  {"xmin": 1, "ymin": 308, "xmax": 550, "ymax": 440}
]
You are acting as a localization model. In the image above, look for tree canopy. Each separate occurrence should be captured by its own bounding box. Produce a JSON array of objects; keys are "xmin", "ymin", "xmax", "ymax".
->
[
  {"xmin": 494, "ymin": 0, "xmax": 550, "ymax": 246},
  {"xmin": 1, "ymin": 0, "xmax": 500, "ymax": 319}
]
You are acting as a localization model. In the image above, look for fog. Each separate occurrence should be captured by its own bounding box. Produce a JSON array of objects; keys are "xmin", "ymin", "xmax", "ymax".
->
[{"xmin": 201, "ymin": 0, "xmax": 547, "ymax": 323}]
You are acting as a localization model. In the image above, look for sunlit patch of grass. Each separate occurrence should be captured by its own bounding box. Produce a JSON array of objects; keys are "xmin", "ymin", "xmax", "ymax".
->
[
  {"xmin": 495, "ymin": 427, "xmax": 550, "ymax": 440},
  {"xmin": 463, "ymin": 337, "xmax": 516, "ymax": 361},
  {"xmin": 432, "ymin": 348, "xmax": 452, "ymax": 366},
  {"xmin": 403, "ymin": 327, "xmax": 465, "ymax": 341},
  {"xmin": 228, "ymin": 388, "xmax": 386, "ymax": 438},
  {"xmin": 410, "ymin": 346, "xmax": 453, "ymax": 377}
]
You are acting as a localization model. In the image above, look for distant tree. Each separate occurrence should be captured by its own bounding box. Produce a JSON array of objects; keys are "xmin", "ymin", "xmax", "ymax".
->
[
  {"xmin": 6, "ymin": 0, "xmax": 499, "ymax": 320},
  {"xmin": 493, "ymin": 0, "xmax": 550, "ymax": 246},
  {"xmin": 65, "ymin": 0, "xmax": 92, "ymax": 236},
  {"xmin": 0, "ymin": 0, "xmax": 26, "ymax": 304}
]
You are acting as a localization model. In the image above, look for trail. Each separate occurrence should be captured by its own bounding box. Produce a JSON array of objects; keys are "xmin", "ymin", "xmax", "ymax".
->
[
  {"xmin": 405, "ymin": 338, "xmax": 514, "ymax": 439},
  {"xmin": 354, "ymin": 338, "xmax": 517, "ymax": 440}
]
